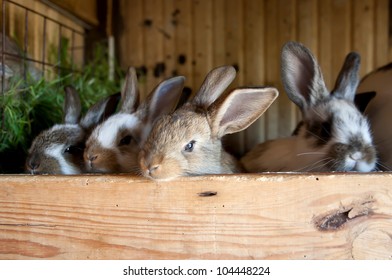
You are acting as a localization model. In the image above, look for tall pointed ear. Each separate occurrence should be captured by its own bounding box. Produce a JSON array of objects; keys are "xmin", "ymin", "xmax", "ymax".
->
[
  {"xmin": 175, "ymin": 86, "xmax": 192, "ymax": 110},
  {"xmin": 209, "ymin": 87, "xmax": 279, "ymax": 138},
  {"xmin": 119, "ymin": 67, "xmax": 139, "ymax": 113},
  {"xmin": 192, "ymin": 65, "xmax": 236, "ymax": 109},
  {"xmin": 332, "ymin": 52, "xmax": 361, "ymax": 101},
  {"xmin": 63, "ymin": 86, "xmax": 81, "ymax": 124},
  {"xmin": 139, "ymin": 76, "xmax": 185, "ymax": 124},
  {"xmin": 354, "ymin": 91, "xmax": 376, "ymax": 113},
  {"xmin": 80, "ymin": 92, "xmax": 121, "ymax": 131},
  {"xmin": 281, "ymin": 41, "xmax": 328, "ymax": 111}
]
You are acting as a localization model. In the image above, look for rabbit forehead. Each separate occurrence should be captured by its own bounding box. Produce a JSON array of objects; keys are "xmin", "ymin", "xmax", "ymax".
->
[
  {"xmin": 91, "ymin": 113, "xmax": 141, "ymax": 148},
  {"xmin": 30, "ymin": 124, "xmax": 83, "ymax": 152},
  {"xmin": 308, "ymin": 99, "xmax": 372, "ymax": 144},
  {"xmin": 44, "ymin": 144, "xmax": 81, "ymax": 174},
  {"xmin": 148, "ymin": 111, "xmax": 211, "ymax": 148}
]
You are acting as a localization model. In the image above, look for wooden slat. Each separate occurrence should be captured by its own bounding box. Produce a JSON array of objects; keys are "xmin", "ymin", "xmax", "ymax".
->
[
  {"xmin": 373, "ymin": 0, "xmax": 389, "ymax": 69},
  {"xmin": 223, "ymin": 0, "xmax": 245, "ymax": 156},
  {"xmin": 264, "ymin": 0, "xmax": 280, "ymax": 140},
  {"xmin": 297, "ymin": 0, "xmax": 318, "ymax": 56},
  {"xmin": 191, "ymin": 0, "xmax": 213, "ymax": 91},
  {"xmin": 0, "ymin": 174, "xmax": 392, "ymax": 259},
  {"xmin": 352, "ymin": 0, "xmax": 374, "ymax": 76},
  {"xmin": 174, "ymin": 0, "xmax": 193, "ymax": 93},
  {"xmin": 330, "ymin": 0, "xmax": 352, "ymax": 85},
  {"xmin": 277, "ymin": 0, "xmax": 297, "ymax": 136},
  {"xmin": 163, "ymin": 0, "xmax": 176, "ymax": 79},
  {"xmin": 318, "ymin": 0, "xmax": 333, "ymax": 88},
  {"xmin": 243, "ymin": 0, "xmax": 266, "ymax": 151},
  {"xmin": 212, "ymin": 0, "xmax": 226, "ymax": 67},
  {"xmin": 42, "ymin": 0, "xmax": 99, "ymax": 26},
  {"xmin": 143, "ymin": 0, "xmax": 164, "ymax": 95}
]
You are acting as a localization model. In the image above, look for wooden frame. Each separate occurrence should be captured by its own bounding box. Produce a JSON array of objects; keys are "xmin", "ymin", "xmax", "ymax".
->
[{"xmin": 0, "ymin": 173, "xmax": 391, "ymax": 259}]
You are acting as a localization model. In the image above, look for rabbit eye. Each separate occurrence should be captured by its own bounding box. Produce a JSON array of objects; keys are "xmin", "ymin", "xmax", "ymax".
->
[
  {"xmin": 320, "ymin": 122, "xmax": 332, "ymax": 140},
  {"xmin": 184, "ymin": 140, "xmax": 196, "ymax": 152},
  {"xmin": 64, "ymin": 145, "xmax": 82, "ymax": 154},
  {"xmin": 119, "ymin": 135, "xmax": 132, "ymax": 146}
]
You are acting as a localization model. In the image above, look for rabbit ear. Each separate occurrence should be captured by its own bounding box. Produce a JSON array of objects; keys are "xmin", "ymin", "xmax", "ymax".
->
[
  {"xmin": 209, "ymin": 87, "xmax": 279, "ymax": 138},
  {"xmin": 80, "ymin": 92, "xmax": 121, "ymax": 131},
  {"xmin": 354, "ymin": 91, "xmax": 376, "ymax": 113},
  {"xmin": 332, "ymin": 52, "xmax": 361, "ymax": 101},
  {"xmin": 281, "ymin": 41, "xmax": 328, "ymax": 111},
  {"xmin": 175, "ymin": 86, "xmax": 192, "ymax": 110},
  {"xmin": 119, "ymin": 67, "xmax": 139, "ymax": 113},
  {"xmin": 192, "ymin": 65, "xmax": 237, "ymax": 109},
  {"xmin": 63, "ymin": 86, "xmax": 81, "ymax": 124},
  {"xmin": 138, "ymin": 76, "xmax": 185, "ymax": 123}
]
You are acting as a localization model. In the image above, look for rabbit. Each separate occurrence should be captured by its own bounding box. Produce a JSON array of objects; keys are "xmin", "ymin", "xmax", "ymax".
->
[
  {"xmin": 241, "ymin": 41, "xmax": 377, "ymax": 173},
  {"xmin": 356, "ymin": 62, "xmax": 392, "ymax": 171},
  {"xmin": 25, "ymin": 86, "xmax": 120, "ymax": 174},
  {"xmin": 84, "ymin": 67, "xmax": 185, "ymax": 173},
  {"xmin": 138, "ymin": 65, "xmax": 279, "ymax": 181},
  {"xmin": 1, "ymin": 33, "xmax": 41, "ymax": 91}
]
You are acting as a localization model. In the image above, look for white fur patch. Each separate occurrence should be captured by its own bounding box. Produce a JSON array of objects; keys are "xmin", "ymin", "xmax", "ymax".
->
[
  {"xmin": 45, "ymin": 144, "xmax": 81, "ymax": 174},
  {"xmin": 91, "ymin": 113, "xmax": 141, "ymax": 148}
]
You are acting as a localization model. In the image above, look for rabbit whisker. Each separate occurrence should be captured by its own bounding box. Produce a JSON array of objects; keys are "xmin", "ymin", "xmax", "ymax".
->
[
  {"xmin": 375, "ymin": 161, "xmax": 392, "ymax": 172},
  {"xmin": 296, "ymin": 152, "xmax": 328, "ymax": 156},
  {"xmin": 304, "ymin": 129, "xmax": 328, "ymax": 144},
  {"xmin": 293, "ymin": 157, "xmax": 332, "ymax": 172}
]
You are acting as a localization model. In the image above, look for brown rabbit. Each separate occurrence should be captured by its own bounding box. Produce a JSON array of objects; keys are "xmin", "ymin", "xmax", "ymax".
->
[
  {"xmin": 84, "ymin": 67, "xmax": 185, "ymax": 173},
  {"xmin": 139, "ymin": 65, "xmax": 278, "ymax": 181}
]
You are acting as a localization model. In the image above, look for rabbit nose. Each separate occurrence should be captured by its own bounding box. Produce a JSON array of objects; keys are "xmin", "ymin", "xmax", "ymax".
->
[
  {"xmin": 27, "ymin": 158, "xmax": 40, "ymax": 169},
  {"xmin": 349, "ymin": 152, "xmax": 362, "ymax": 161},
  {"xmin": 27, "ymin": 158, "xmax": 40, "ymax": 174},
  {"xmin": 87, "ymin": 154, "xmax": 98, "ymax": 162},
  {"xmin": 148, "ymin": 164, "xmax": 160, "ymax": 176}
]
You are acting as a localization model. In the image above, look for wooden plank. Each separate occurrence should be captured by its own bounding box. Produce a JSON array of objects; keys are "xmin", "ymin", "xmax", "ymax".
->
[
  {"xmin": 330, "ymin": 0, "xmax": 352, "ymax": 85},
  {"xmin": 243, "ymin": 0, "xmax": 266, "ymax": 152},
  {"xmin": 191, "ymin": 0, "xmax": 213, "ymax": 92},
  {"xmin": 0, "ymin": 173, "xmax": 392, "ymax": 259},
  {"xmin": 212, "ymin": 0, "xmax": 226, "ymax": 67},
  {"xmin": 163, "ymin": 0, "xmax": 176, "ymax": 79},
  {"xmin": 264, "ymin": 0, "xmax": 279, "ymax": 140},
  {"xmin": 373, "ymin": 0, "xmax": 389, "ymax": 69},
  {"xmin": 174, "ymin": 0, "xmax": 193, "ymax": 93},
  {"xmin": 143, "ymin": 0, "xmax": 164, "ymax": 95},
  {"xmin": 318, "ymin": 0, "xmax": 332, "ymax": 88},
  {"xmin": 297, "ymin": 0, "xmax": 318, "ymax": 56},
  {"xmin": 222, "ymin": 0, "xmax": 245, "ymax": 157},
  {"xmin": 277, "ymin": 0, "xmax": 297, "ymax": 136},
  {"xmin": 117, "ymin": 0, "xmax": 145, "ymax": 98},
  {"xmin": 352, "ymin": 0, "xmax": 374, "ymax": 76},
  {"xmin": 41, "ymin": 0, "xmax": 99, "ymax": 26}
]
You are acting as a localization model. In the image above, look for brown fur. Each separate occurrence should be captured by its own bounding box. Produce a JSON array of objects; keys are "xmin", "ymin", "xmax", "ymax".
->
[{"xmin": 139, "ymin": 66, "xmax": 278, "ymax": 181}]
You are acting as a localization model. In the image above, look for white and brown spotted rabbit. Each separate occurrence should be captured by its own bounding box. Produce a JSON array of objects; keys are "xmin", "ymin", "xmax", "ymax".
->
[
  {"xmin": 26, "ymin": 87, "xmax": 120, "ymax": 174},
  {"xmin": 84, "ymin": 67, "xmax": 185, "ymax": 173},
  {"xmin": 241, "ymin": 41, "xmax": 377, "ymax": 172}
]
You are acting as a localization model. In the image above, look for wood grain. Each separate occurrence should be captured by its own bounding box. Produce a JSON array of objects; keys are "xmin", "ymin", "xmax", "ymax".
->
[{"xmin": 1, "ymin": 173, "xmax": 392, "ymax": 260}]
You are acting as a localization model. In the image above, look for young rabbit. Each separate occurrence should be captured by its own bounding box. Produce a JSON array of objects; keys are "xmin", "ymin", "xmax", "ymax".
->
[
  {"xmin": 356, "ymin": 63, "xmax": 392, "ymax": 171},
  {"xmin": 25, "ymin": 87, "xmax": 120, "ymax": 174},
  {"xmin": 241, "ymin": 41, "xmax": 377, "ymax": 172},
  {"xmin": 84, "ymin": 67, "xmax": 185, "ymax": 173},
  {"xmin": 1, "ymin": 33, "xmax": 41, "ymax": 91},
  {"xmin": 139, "ymin": 65, "xmax": 279, "ymax": 181}
]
